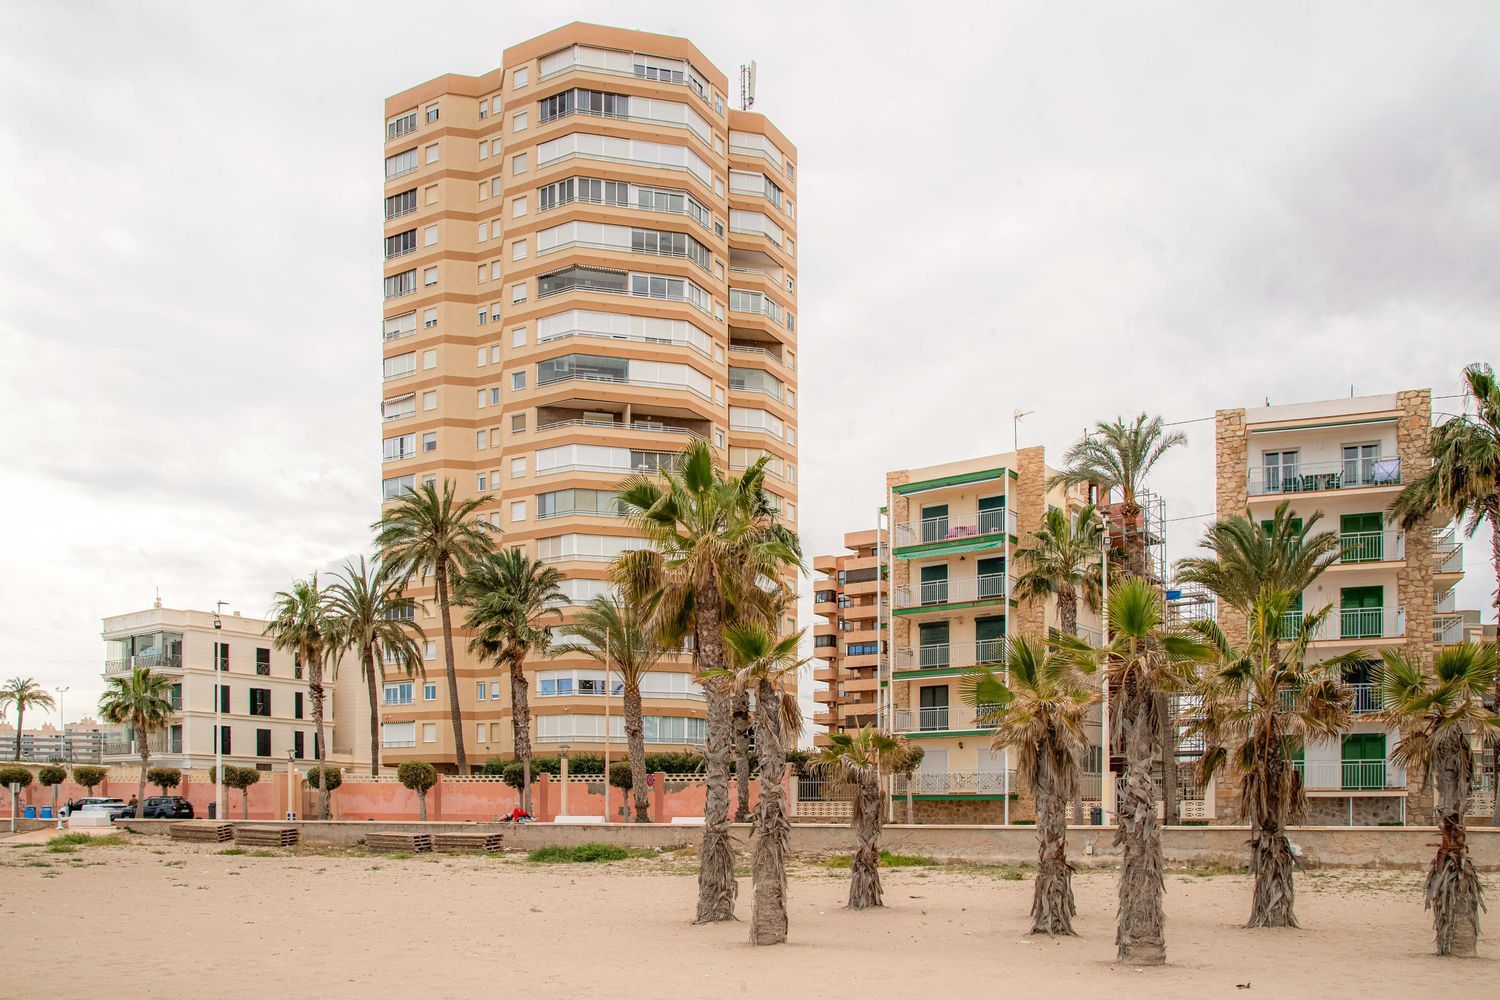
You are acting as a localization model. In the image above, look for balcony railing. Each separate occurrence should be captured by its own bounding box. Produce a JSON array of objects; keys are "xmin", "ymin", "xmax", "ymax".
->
[
  {"xmin": 1434, "ymin": 589, "xmax": 1457, "ymax": 614},
  {"xmin": 1293, "ymin": 758, "xmax": 1406, "ymax": 791},
  {"xmin": 537, "ymin": 418, "xmax": 704, "ymax": 438},
  {"xmin": 1280, "ymin": 606, "xmax": 1405, "ymax": 641},
  {"xmin": 895, "ymin": 508, "xmax": 1018, "ymax": 547},
  {"xmin": 1434, "ymin": 613, "xmax": 1467, "ymax": 645},
  {"xmin": 105, "ymin": 653, "xmax": 183, "ymax": 674},
  {"xmin": 894, "ymin": 574, "xmax": 1010, "ymax": 609},
  {"xmin": 1334, "ymin": 530, "xmax": 1404, "ymax": 564},
  {"xmin": 893, "ymin": 639, "xmax": 1008, "ymax": 671},
  {"xmin": 1343, "ymin": 682, "xmax": 1384, "ymax": 714},
  {"xmin": 727, "ymin": 344, "xmax": 792, "ymax": 369},
  {"xmin": 893, "ymin": 770, "xmax": 1016, "ymax": 796},
  {"xmin": 537, "ymin": 372, "xmax": 712, "ymax": 401},
  {"xmin": 894, "ymin": 703, "xmax": 1003, "ymax": 734},
  {"xmin": 1247, "ymin": 456, "xmax": 1401, "ymax": 496},
  {"xmin": 1433, "ymin": 529, "xmax": 1463, "ymax": 573},
  {"xmin": 103, "ymin": 732, "xmax": 172, "ymax": 757}
]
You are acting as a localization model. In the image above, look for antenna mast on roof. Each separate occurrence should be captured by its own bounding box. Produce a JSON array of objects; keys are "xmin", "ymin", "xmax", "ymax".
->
[{"xmin": 739, "ymin": 60, "xmax": 757, "ymax": 110}]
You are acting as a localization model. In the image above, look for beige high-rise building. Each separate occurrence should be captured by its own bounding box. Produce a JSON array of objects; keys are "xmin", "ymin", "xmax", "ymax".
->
[{"xmin": 380, "ymin": 23, "xmax": 799, "ymax": 771}]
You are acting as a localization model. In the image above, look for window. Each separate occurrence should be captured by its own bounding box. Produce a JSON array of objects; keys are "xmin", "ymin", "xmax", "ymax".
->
[
  {"xmin": 477, "ymin": 681, "xmax": 488, "ymax": 701},
  {"xmin": 513, "ymin": 110, "xmax": 528, "ymax": 131},
  {"xmin": 294, "ymin": 692, "xmax": 304, "ymax": 719},
  {"xmin": 213, "ymin": 642, "xmax": 230, "ymax": 671},
  {"xmin": 510, "ymin": 500, "xmax": 526, "ymax": 522},
  {"xmin": 511, "ymin": 283, "xmax": 527, "ymax": 304},
  {"xmin": 537, "ymin": 488, "xmax": 627, "ymax": 519},
  {"xmin": 425, "ymin": 103, "xmax": 439, "ymax": 123},
  {"xmin": 511, "ymin": 195, "xmax": 527, "ymax": 218},
  {"xmin": 216, "ymin": 725, "xmax": 231, "ymax": 754},
  {"xmin": 511, "ymin": 413, "xmax": 525, "ymax": 433},
  {"xmin": 256, "ymin": 728, "xmax": 272, "ymax": 757},
  {"xmin": 382, "ymin": 721, "xmax": 417, "ymax": 749},
  {"xmin": 511, "ymin": 370, "xmax": 527, "ymax": 390},
  {"xmin": 384, "ymin": 229, "xmax": 417, "ymax": 258},
  {"xmin": 255, "ymin": 647, "xmax": 271, "ymax": 676},
  {"xmin": 512, "ymin": 240, "xmax": 527, "ymax": 260},
  {"xmin": 383, "ymin": 433, "xmax": 417, "ymax": 462},
  {"xmin": 384, "ymin": 682, "xmax": 414, "ymax": 705},
  {"xmin": 423, "ymin": 225, "xmax": 438, "ymax": 247},
  {"xmin": 537, "ymin": 132, "xmax": 710, "ymax": 184},
  {"xmin": 479, "ymin": 100, "xmax": 489, "ymax": 119},
  {"xmin": 422, "ymin": 431, "xmax": 437, "ymax": 453},
  {"xmin": 425, "ymin": 143, "xmax": 439, "ymax": 164},
  {"xmin": 423, "ymin": 349, "xmax": 437, "ymax": 370},
  {"xmin": 424, "ymin": 682, "xmax": 437, "ymax": 701},
  {"xmin": 382, "ymin": 475, "xmax": 415, "ymax": 501},
  {"xmin": 424, "ymin": 641, "xmax": 437, "ymax": 660},
  {"xmin": 1262, "ymin": 451, "xmax": 1300, "ymax": 492},
  {"xmin": 423, "ymin": 391, "xmax": 437, "ymax": 411},
  {"xmin": 384, "ymin": 189, "xmax": 417, "ymax": 219},
  {"xmin": 384, "ymin": 270, "xmax": 416, "ymax": 299},
  {"xmin": 215, "ymin": 682, "xmax": 230, "ymax": 712},
  {"xmin": 511, "ymin": 326, "xmax": 527, "ymax": 347},
  {"xmin": 420, "ymin": 308, "xmax": 437, "ymax": 330},
  {"xmin": 425, "ymin": 184, "xmax": 439, "ymax": 204},
  {"xmin": 513, "ymin": 66, "xmax": 529, "ymax": 88},
  {"xmin": 422, "ymin": 723, "xmax": 437, "ymax": 743},
  {"xmin": 385, "ymin": 148, "xmax": 418, "ymax": 178},
  {"xmin": 293, "ymin": 731, "xmax": 305, "ymax": 758},
  {"xmin": 383, "ymin": 311, "xmax": 416, "ymax": 341},
  {"xmin": 512, "ymin": 152, "xmax": 528, "ymax": 174},
  {"xmin": 383, "ymin": 352, "xmax": 416, "ymax": 380},
  {"xmin": 423, "ymin": 266, "xmax": 438, "ymax": 286},
  {"xmin": 477, "ymin": 723, "xmax": 488, "ymax": 743},
  {"xmin": 387, "ymin": 112, "xmax": 417, "ymax": 140},
  {"xmin": 511, "ymin": 456, "xmax": 526, "ymax": 479}
]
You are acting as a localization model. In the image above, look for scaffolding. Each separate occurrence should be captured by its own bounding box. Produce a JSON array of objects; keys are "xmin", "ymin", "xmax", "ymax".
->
[{"xmin": 1099, "ymin": 489, "xmax": 1167, "ymax": 586}]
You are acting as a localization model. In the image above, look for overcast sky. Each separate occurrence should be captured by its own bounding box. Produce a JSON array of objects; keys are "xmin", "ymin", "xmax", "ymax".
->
[{"xmin": 2, "ymin": 1, "xmax": 1496, "ymax": 729}]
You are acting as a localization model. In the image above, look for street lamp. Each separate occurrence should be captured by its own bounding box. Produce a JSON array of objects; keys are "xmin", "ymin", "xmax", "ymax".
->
[
  {"xmin": 55, "ymin": 686, "xmax": 70, "ymax": 761},
  {"xmin": 213, "ymin": 602, "xmax": 226, "ymax": 822}
]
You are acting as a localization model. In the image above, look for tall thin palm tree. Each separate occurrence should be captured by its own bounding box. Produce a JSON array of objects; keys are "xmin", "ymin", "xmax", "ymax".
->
[
  {"xmin": 1377, "ymin": 643, "xmax": 1499, "ymax": 956},
  {"xmin": 816, "ymin": 727, "xmax": 907, "ymax": 908},
  {"xmin": 965, "ymin": 636, "xmax": 1098, "ymax": 935},
  {"xmin": 325, "ymin": 557, "xmax": 427, "ymax": 776},
  {"xmin": 614, "ymin": 439, "xmax": 802, "ymax": 924},
  {"xmin": 1056, "ymin": 578, "xmax": 1213, "ymax": 965},
  {"xmin": 1189, "ymin": 589, "xmax": 1359, "ymax": 928},
  {"xmin": 552, "ymin": 594, "xmax": 666, "ymax": 822},
  {"xmin": 1, "ymin": 678, "xmax": 55, "ymax": 761},
  {"xmin": 719, "ymin": 622, "xmax": 803, "ymax": 946},
  {"xmin": 266, "ymin": 576, "xmax": 335, "ymax": 819},
  {"xmin": 1175, "ymin": 502, "xmax": 1340, "ymax": 620},
  {"xmin": 1389, "ymin": 363, "xmax": 1500, "ymax": 822},
  {"xmin": 895, "ymin": 736, "xmax": 923, "ymax": 825},
  {"xmin": 373, "ymin": 478, "xmax": 496, "ymax": 773},
  {"xmin": 1013, "ymin": 503, "xmax": 1108, "ymax": 636},
  {"xmin": 1050, "ymin": 413, "xmax": 1187, "ymax": 580},
  {"xmin": 98, "ymin": 667, "xmax": 174, "ymax": 819},
  {"xmin": 462, "ymin": 547, "xmax": 564, "ymax": 814}
]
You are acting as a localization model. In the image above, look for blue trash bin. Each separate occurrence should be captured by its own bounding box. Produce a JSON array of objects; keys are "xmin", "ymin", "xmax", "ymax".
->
[
  {"xmin": 23, "ymin": 805, "xmax": 37, "ymax": 819},
  {"xmin": 40, "ymin": 806, "xmax": 53, "ymax": 819}
]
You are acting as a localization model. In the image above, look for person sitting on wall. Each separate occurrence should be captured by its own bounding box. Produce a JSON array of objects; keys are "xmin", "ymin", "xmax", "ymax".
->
[{"xmin": 509, "ymin": 805, "xmax": 532, "ymax": 824}]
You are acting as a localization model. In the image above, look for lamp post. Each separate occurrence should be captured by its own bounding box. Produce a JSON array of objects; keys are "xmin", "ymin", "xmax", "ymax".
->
[
  {"xmin": 286, "ymin": 750, "xmax": 296, "ymax": 822},
  {"xmin": 55, "ymin": 686, "xmax": 69, "ymax": 761},
  {"xmin": 213, "ymin": 602, "xmax": 226, "ymax": 822},
  {"xmin": 1098, "ymin": 509, "xmax": 1114, "ymax": 826},
  {"xmin": 600, "ymin": 630, "xmax": 611, "ymax": 824}
]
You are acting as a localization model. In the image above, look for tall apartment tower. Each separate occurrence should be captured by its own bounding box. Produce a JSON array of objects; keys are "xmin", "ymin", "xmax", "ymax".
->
[
  {"xmin": 1214, "ymin": 389, "xmax": 1468, "ymax": 824},
  {"xmin": 811, "ymin": 530, "xmax": 883, "ymax": 745},
  {"xmin": 380, "ymin": 24, "xmax": 799, "ymax": 772}
]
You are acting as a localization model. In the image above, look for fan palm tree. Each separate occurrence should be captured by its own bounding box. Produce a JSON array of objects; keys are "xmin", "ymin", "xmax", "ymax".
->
[
  {"xmin": 614, "ymin": 439, "xmax": 803, "ymax": 924},
  {"xmin": 1188, "ymin": 589, "xmax": 1359, "ymax": 928},
  {"xmin": 462, "ymin": 547, "xmax": 564, "ymax": 814},
  {"xmin": 552, "ymin": 594, "xmax": 667, "ymax": 822},
  {"xmin": 98, "ymin": 667, "xmax": 174, "ymax": 819},
  {"xmin": 1050, "ymin": 413, "xmax": 1187, "ymax": 580},
  {"xmin": 1377, "ymin": 642, "xmax": 1500, "ymax": 956},
  {"xmin": 964, "ymin": 636, "xmax": 1097, "ymax": 935},
  {"xmin": 266, "ymin": 576, "xmax": 335, "ymax": 819},
  {"xmin": 1389, "ymin": 363, "xmax": 1500, "ymax": 821},
  {"xmin": 815, "ymin": 727, "xmax": 906, "ymax": 908},
  {"xmin": 325, "ymin": 557, "xmax": 427, "ymax": 776},
  {"xmin": 1056, "ymin": 578, "xmax": 1214, "ymax": 965},
  {"xmin": 1, "ymin": 678, "xmax": 55, "ymax": 761},
  {"xmin": 719, "ymin": 622, "xmax": 803, "ymax": 945},
  {"xmin": 1176, "ymin": 503, "xmax": 1340, "ymax": 621},
  {"xmin": 1013, "ymin": 503, "xmax": 1108, "ymax": 636},
  {"xmin": 373, "ymin": 478, "xmax": 496, "ymax": 773}
]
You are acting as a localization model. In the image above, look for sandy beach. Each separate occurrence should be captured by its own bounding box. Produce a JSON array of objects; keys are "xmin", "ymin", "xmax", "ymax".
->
[{"xmin": 0, "ymin": 832, "xmax": 1492, "ymax": 999}]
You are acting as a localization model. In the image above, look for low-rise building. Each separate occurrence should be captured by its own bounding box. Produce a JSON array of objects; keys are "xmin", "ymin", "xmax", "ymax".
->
[{"xmin": 0, "ymin": 718, "xmax": 121, "ymax": 763}]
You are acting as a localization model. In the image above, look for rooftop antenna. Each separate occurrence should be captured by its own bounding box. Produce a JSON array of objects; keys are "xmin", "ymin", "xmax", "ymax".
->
[
  {"xmin": 739, "ymin": 60, "xmax": 756, "ymax": 110},
  {"xmin": 153, "ymin": 587, "xmax": 162, "ymax": 609},
  {"xmin": 1012, "ymin": 408, "xmax": 1034, "ymax": 452}
]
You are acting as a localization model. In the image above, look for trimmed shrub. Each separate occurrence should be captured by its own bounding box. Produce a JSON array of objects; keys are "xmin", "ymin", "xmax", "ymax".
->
[
  {"xmin": 608, "ymin": 761, "xmax": 634, "ymax": 789},
  {"xmin": 72, "ymin": 765, "xmax": 107, "ymax": 794},
  {"xmin": 784, "ymin": 748, "xmax": 814, "ymax": 777},
  {"xmin": 397, "ymin": 760, "xmax": 438, "ymax": 793},
  {"xmin": 0, "ymin": 765, "xmax": 34, "ymax": 791},
  {"xmin": 222, "ymin": 766, "xmax": 260, "ymax": 819},
  {"xmin": 304, "ymin": 765, "xmax": 342, "ymax": 792},
  {"xmin": 146, "ymin": 767, "xmax": 182, "ymax": 794},
  {"xmin": 38, "ymin": 766, "xmax": 68, "ymax": 787}
]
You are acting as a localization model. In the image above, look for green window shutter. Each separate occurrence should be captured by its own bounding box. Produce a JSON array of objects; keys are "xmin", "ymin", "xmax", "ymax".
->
[
  {"xmin": 1340, "ymin": 586, "xmax": 1384, "ymax": 638},
  {"xmin": 920, "ymin": 564, "xmax": 948, "ymax": 583},
  {"xmin": 978, "ymin": 495, "xmax": 1005, "ymax": 511},
  {"xmin": 1340, "ymin": 733, "xmax": 1386, "ymax": 789},
  {"xmin": 1261, "ymin": 517, "xmax": 1303, "ymax": 533},
  {"xmin": 1339, "ymin": 513, "xmax": 1384, "ymax": 562},
  {"xmin": 918, "ymin": 621, "xmax": 950, "ymax": 645},
  {"xmin": 975, "ymin": 616, "xmax": 1006, "ymax": 641},
  {"xmin": 976, "ymin": 557, "xmax": 1003, "ymax": 577}
]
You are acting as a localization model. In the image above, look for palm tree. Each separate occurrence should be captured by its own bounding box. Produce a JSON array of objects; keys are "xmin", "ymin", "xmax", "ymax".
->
[
  {"xmin": 1176, "ymin": 502, "xmax": 1340, "ymax": 620},
  {"xmin": 0, "ymin": 678, "xmax": 55, "ymax": 761},
  {"xmin": 1013, "ymin": 503, "xmax": 1108, "ymax": 636},
  {"xmin": 325, "ymin": 557, "xmax": 427, "ymax": 776},
  {"xmin": 1056, "ymin": 578, "xmax": 1213, "ymax": 965},
  {"xmin": 964, "ymin": 636, "xmax": 1097, "ymax": 935},
  {"xmin": 374, "ymin": 478, "xmax": 496, "ymax": 773},
  {"xmin": 895, "ymin": 736, "xmax": 923, "ymax": 825},
  {"xmin": 462, "ymin": 547, "xmax": 564, "ymax": 814},
  {"xmin": 1050, "ymin": 413, "xmax": 1187, "ymax": 580},
  {"xmin": 1389, "ymin": 363, "xmax": 1500, "ymax": 821},
  {"xmin": 815, "ymin": 727, "xmax": 906, "ymax": 908},
  {"xmin": 266, "ymin": 576, "xmax": 334, "ymax": 819},
  {"xmin": 1377, "ymin": 643, "xmax": 1499, "ymax": 957},
  {"xmin": 98, "ymin": 667, "xmax": 174, "ymax": 819},
  {"xmin": 553, "ymin": 594, "xmax": 667, "ymax": 822},
  {"xmin": 719, "ymin": 622, "xmax": 803, "ymax": 945},
  {"xmin": 1189, "ymin": 589, "xmax": 1358, "ymax": 928},
  {"xmin": 614, "ymin": 439, "xmax": 803, "ymax": 924}
]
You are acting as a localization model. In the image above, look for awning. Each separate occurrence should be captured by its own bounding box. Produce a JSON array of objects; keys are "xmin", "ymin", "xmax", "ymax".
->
[
  {"xmin": 895, "ymin": 536, "xmax": 1005, "ymax": 558},
  {"xmin": 893, "ymin": 467, "xmax": 1008, "ymax": 496}
]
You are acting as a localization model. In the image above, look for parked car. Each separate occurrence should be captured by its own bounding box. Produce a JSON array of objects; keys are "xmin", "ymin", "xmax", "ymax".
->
[
  {"xmin": 60, "ymin": 797, "xmax": 128, "ymax": 817},
  {"xmin": 109, "ymin": 796, "xmax": 194, "ymax": 820}
]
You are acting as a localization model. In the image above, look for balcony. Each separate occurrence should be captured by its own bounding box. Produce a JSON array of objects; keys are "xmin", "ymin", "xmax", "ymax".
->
[
  {"xmin": 1247, "ymin": 456, "xmax": 1401, "ymax": 497},
  {"xmin": 1280, "ymin": 606, "xmax": 1405, "ymax": 642},
  {"xmin": 895, "ymin": 509, "xmax": 1017, "ymax": 553},
  {"xmin": 1434, "ymin": 613, "xmax": 1467, "ymax": 645},
  {"xmin": 893, "ymin": 574, "xmax": 1010, "ymax": 612},
  {"xmin": 537, "ymin": 371, "xmax": 712, "ymax": 401},
  {"xmin": 893, "ymin": 771, "xmax": 1016, "ymax": 796},
  {"xmin": 894, "ymin": 703, "xmax": 1002, "ymax": 735},
  {"xmin": 1294, "ymin": 758, "xmax": 1406, "ymax": 792},
  {"xmin": 1433, "ymin": 529, "xmax": 1463, "ymax": 574},
  {"xmin": 537, "ymin": 417, "xmax": 705, "ymax": 439},
  {"xmin": 728, "ymin": 343, "xmax": 793, "ymax": 371},
  {"xmin": 894, "ymin": 639, "xmax": 1008, "ymax": 673},
  {"xmin": 1333, "ymin": 530, "xmax": 1405, "ymax": 564},
  {"xmin": 105, "ymin": 653, "xmax": 183, "ymax": 674}
]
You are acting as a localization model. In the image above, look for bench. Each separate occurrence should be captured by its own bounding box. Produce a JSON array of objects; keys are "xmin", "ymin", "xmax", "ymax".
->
[
  {"xmin": 68, "ymin": 812, "xmax": 114, "ymax": 830},
  {"xmin": 433, "ymin": 831, "xmax": 504, "ymax": 853},
  {"xmin": 170, "ymin": 823, "xmax": 234, "ymax": 844},
  {"xmin": 233, "ymin": 826, "xmax": 300, "ymax": 848},
  {"xmin": 366, "ymin": 832, "xmax": 432, "ymax": 853},
  {"xmin": 669, "ymin": 816, "xmax": 705, "ymax": 826},
  {"xmin": 554, "ymin": 815, "xmax": 605, "ymax": 824}
]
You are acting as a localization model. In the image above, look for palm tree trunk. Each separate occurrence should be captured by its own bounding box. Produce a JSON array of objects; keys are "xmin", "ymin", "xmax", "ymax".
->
[
  {"xmin": 135, "ymin": 741, "xmax": 149, "ymax": 819},
  {"xmin": 1119, "ymin": 497, "xmax": 1147, "ymax": 581},
  {"xmin": 905, "ymin": 779, "xmax": 914, "ymax": 825},
  {"xmin": 1428, "ymin": 731, "xmax": 1480, "ymax": 956},
  {"xmin": 1160, "ymin": 694, "xmax": 1179, "ymax": 825},
  {"xmin": 1489, "ymin": 503, "xmax": 1500, "ymax": 827},
  {"xmin": 311, "ymin": 655, "xmax": 329, "ymax": 821},
  {"xmin": 1246, "ymin": 752, "xmax": 1296, "ymax": 927},
  {"xmin": 749, "ymin": 678, "xmax": 788, "ymax": 945},
  {"xmin": 733, "ymin": 688, "xmax": 752, "ymax": 822},
  {"xmin": 14, "ymin": 706, "xmax": 23, "ymax": 761},
  {"xmin": 1116, "ymin": 684, "xmax": 1166, "ymax": 965},
  {"xmin": 509, "ymin": 653, "xmax": 534, "ymax": 815},
  {"xmin": 623, "ymin": 682, "xmax": 650, "ymax": 823},
  {"xmin": 849, "ymin": 773, "xmax": 884, "ymax": 908},
  {"xmin": 418, "ymin": 789, "xmax": 428, "ymax": 821},
  {"xmin": 1033, "ymin": 746, "xmax": 1077, "ymax": 935},
  {"xmin": 694, "ymin": 586, "xmax": 738, "ymax": 924},
  {"xmin": 435, "ymin": 560, "xmax": 468, "ymax": 773},
  {"xmin": 1059, "ymin": 588, "xmax": 1078, "ymax": 637},
  {"xmin": 363, "ymin": 645, "xmax": 381, "ymax": 776}
]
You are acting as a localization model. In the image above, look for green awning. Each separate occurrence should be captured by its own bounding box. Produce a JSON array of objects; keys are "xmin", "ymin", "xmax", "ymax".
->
[
  {"xmin": 893, "ymin": 467, "xmax": 1009, "ymax": 496},
  {"xmin": 895, "ymin": 535, "xmax": 1006, "ymax": 558}
]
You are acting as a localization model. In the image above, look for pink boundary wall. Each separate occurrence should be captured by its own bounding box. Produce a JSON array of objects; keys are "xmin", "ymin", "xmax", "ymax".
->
[{"xmin": 2, "ymin": 770, "xmax": 777, "ymax": 824}]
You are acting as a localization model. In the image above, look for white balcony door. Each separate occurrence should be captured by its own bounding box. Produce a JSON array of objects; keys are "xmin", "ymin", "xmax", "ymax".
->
[{"xmin": 918, "ymin": 748, "xmax": 948, "ymax": 775}]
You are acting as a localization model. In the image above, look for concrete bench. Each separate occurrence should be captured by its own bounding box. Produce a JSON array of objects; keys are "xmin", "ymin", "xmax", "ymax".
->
[
  {"xmin": 68, "ymin": 812, "xmax": 114, "ymax": 829},
  {"xmin": 554, "ymin": 815, "xmax": 606, "ymax": 824},
  {"xmin": 669, "ymin": 817, "xmax": 705, "ymax": 826}
]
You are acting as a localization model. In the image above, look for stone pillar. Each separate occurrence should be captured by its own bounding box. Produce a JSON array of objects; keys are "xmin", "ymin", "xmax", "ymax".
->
[
  {"xmin": 650, "ymin": 771, "xmax": 666, "ymax": 820},
  {"xmin": 887, "ymin": 471, "xmax": 913, "ymax": 724},
  {"xmin": 1213, "ymin": 408, "xmax": 1249, "ymax": 822},
  {"xmin": 1013, "ymin": 447, "xmax": 1048, "ymax": 638},
  {"xmin": 1395, "ymin": 389, "xmax": 1436, "ymax": 824}
]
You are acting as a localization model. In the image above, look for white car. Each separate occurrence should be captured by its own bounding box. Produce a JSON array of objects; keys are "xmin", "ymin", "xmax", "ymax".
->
[{"xmin": 60, "ymin": 797, "xmax": 127, "ymax": 818}]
